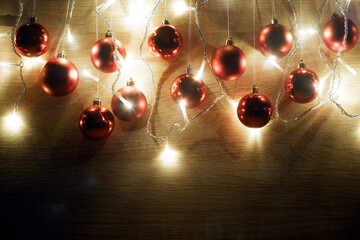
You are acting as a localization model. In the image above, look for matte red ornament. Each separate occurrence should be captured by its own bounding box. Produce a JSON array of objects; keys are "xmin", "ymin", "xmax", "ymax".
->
[
  {"xmin": 170, "ymin": 67, "xmax": 206, "ymax": 108},
  {"xmin": 79, "ymin": 99, "xmax": 115, "ymax": 141},
  {"xmin": 39, "ymin": 54, "xmax": 79, "ymax": 97},
  {"xmin": 285, "ymin": 60, "xmax": 319, "ymax": 103},
  {"xmin": 211, "ymin": 38, "xmax": 247, "ymax": 81},
  {"xmin": 323, "ymin": 16, "xmax": 358, "ymax": 52},
  {"xmin": 14, "ymin": 17, "xmax": 50, "ymax": 57},
  {"xmin": 258, "ymin": 19, "xmax": 293, "ymax": 58},
  {"xmin": 148, "ymin": 20, "xmax": 183, "ymax": 60},
  {"xmin": 237, "ymin": 86, "xmax": 272, "ymax": 128},
  {"xmin": 91, "ymin": 31, "xmax": 126, "ymax": 73},
  {"xmin": 111, "ymin": 79, "xmax": 147, "ymax": 122}
]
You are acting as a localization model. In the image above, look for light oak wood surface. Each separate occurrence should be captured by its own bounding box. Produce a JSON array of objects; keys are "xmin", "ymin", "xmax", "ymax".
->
[{"xmin": 1, "ymin": 0, "xmax": 360, "ymax": 239}]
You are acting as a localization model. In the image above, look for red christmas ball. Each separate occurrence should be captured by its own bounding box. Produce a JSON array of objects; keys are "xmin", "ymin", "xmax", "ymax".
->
[
  {"xmin": 171, "ymin": 71, "xmax": 206, "ymax": 108},
  {"xmin": 39, "ymin": 56, "xmax": 79, "ymax": 97},
  {"xmin": 323, "ymin": 16, "xmax": 358, "ymax": 52},
  {"xmin": 148, "ymin": 22, "xmax": 183, "ymax": 60},
  {"xmin": 111, "ymin": 84, "xmax": 147, "ymax": 122},
  {"xmin": 258, "ymin": 23, "xmax": 293, "ymax": 58},
  {"xmin": 14, "ymin": 19, "xmax": 50, "ymax": 57},
  {"xmin": 237, "ymin": 89, "xmax": 272, "ymax": 128},
  {"xmin": 285, "ymin": 61, "xmax": 319, "ymax": 103},
  {"xmin": 79, "ymin": 101, "xmax": 115, "ymax": 141},
  {"xmin": 211, "ymin": 40, "xmax": 247, "ymax": 81},
  {"xmin": 91, "ymin": 34, "xmax": 126, "ymax": 73}
]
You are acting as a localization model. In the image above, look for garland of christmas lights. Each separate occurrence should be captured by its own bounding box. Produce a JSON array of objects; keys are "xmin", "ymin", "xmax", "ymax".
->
[{"xmin": 1, "ymin": 0, "xmax": 359, "ymax": 143}]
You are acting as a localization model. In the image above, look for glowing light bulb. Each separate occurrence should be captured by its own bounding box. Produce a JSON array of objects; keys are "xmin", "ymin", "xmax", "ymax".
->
[
  {"xmin": 24, "ymin": 57, "xmax": 46, "ymax": 67},
  {"xmin": 298, "ymin": 28, "xmax": 317, "ymax": 37},
  {"xmin": 268, "ymin": 56, "xmax": 286, "ymax": 73},
  {"xmin": 126, "ymin": 1, "xmax": 148, "ymax": 24},
  {"xmin": 97, "ymin": 0, "xmax": 115, "ymax": 12},
  {"xmin": 67, "ymin": 27, "xmax": 73, "ymax": 43},
  {"xmin": 248, "ymin": 128, "xmax": 262, "ymax": 142},
  {"xmin": 318, "ymin": 70, "xmax": 332, "ymax": 95},
  {"xmin": 180, "ymin": 100, "xmax": 189, "ymax": 123},
  {"xmin": 160, "ymin": 142, "xmax": 178, "ymax": 167},
  {"xmin": 3, "ymin": 112, "xmax": 23, "ymax": 132},
  {"xmin": 0, "ymin": 62, "xmax": 20, "ymax": 67},
  {"xmin": 0, "ymin": 32, "xmax": 10, "ymax": 38},
  {"xmin": 173, "ymin": 1, "xmax": 194, "ymax": 15},
  {"xmin": 338, "ymin": 58, "xmax": 357, "ymax": 75},
  {"xmin": 194, "ymin": 60, "xmax": 206, "ymax": 81}
]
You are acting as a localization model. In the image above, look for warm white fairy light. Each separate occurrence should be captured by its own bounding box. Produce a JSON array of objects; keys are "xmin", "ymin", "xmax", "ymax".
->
[
  {"xmin": 298, "ymin": 28, "xmax": 317, "ymax": 37},
  {"xmin": 268, "ymin": 56, "xmax": 286, "ymax": 73},
  {"xmin": 173, "ymin": 1, "xmax": 194, "ymax": 15},
  {"xmin": 248, "ymin": 128, "xmax": 262, "ymax": 142},
  {"xmin": 67, "ymin": 26, "xmax": 73, "ymax": 42},
  {"xmin": 0, "ymin": 32, "xmax": 10, "ymax": 38},
  {"xmin": 126, "ymin": 0, "xmax": 148, "ymax": 24},
  {"xmin": 97, "ymin": 0, "xmax": 115, "ymax": 12},
  {"xmin": 0, "ymin": 62, "xmax": 20, "ymax": 67},
  {"xmin": 160, "ymin": 141, "xmax": 178, "ymax": 167},
  {"xmin": 24, "ymin": 57, "xmax": 46, "ymax": 67},
  {"xmin": 318, "ymin": 70, "xmax": 332, "ymax": 95},
  {"xmin": 3, "ymin": 111, "xmax": 23, "ymax": 132},
  {"xmin": 338, "ymin": 57, "xmax": 357, "ymax": 75},
  {"xmin": 180, "ymin": 100, "xmax": 189, "ymax": 124},
  {"xmin": 194, "ymin": 59, "xmax": 206, "ymax": 80}
]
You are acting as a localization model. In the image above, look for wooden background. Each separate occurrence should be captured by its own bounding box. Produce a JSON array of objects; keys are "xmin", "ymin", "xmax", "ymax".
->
[{"xmin": 1, "ymin": 0, "xmax": 360, "ymax": 239}]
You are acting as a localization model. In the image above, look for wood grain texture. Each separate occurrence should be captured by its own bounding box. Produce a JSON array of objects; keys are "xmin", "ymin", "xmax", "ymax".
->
[{"xmin": 1, "ymin": 0, "xmax": 360, "ymax": 239}]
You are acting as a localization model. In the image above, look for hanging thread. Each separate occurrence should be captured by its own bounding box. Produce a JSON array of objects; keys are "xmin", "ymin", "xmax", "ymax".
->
[
  {"xmin": 226, "ymin": 0, "xmax": 230, "ymax": 39},
  {"xmin": 188, "ymin": 0, "xmax": 192, "ymax": 66},
  {"xmin": 253, "ymin": 0, "xmax": 256, "ymax": 85},
  {"xmin": 10, "ymin": 0, "xmax": 25, "ymax": 113},
  {"xmin": 272, "ymin": 0, "xmax": 276, "ymax": 20},
  {"xmin": 32, "ymin": 0, "xmax": 37, "ymax": 17}
]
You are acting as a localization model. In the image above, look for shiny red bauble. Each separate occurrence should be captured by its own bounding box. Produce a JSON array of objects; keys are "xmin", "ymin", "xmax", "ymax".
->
[
  {"xmin": 211, "ymin": 40, "xmax": 247, "ymax": 81},
  {"xmin": 170, "ymin": 71, "xmax": 206, "ymax": 108},
  {"xmin": 258, "ymin": 22, "xmax": 293, "ymax": 58},
  {"xmin": 14, "ymin": 19, "xmax": 50, "ymax": 57},
  {"xmin": 39, "ymin": 56, "xmax": 79, "ymax": 97},
  {"xmin": 323, "ymin": 16, "xmax": 358, "ymax": 52},
  {"xmin": 285, "ymin": 62, "xmax": 319, "ymax": 103},
  {"xmin": 79, "ymin": 101, "xmax": 115, "ymax": 141},
  {"xmin": 148, "ymin": 22, "xmax": 183, "ymax": 60},
  {"xmin": 111, "ymin": 84, "xmax": 147, "ymax": 122},
  {"xmin": 91, "ymin": 33, "xmax": 126, "ymax": 73},
  {"xmin": 237, "ymin": 89, "xmax": 272, "ymax": 128}
]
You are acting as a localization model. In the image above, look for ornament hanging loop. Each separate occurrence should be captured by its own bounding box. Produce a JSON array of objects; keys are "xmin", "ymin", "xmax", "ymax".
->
[
  {"xmin": 271, "ymin": 17, "xmax": 278, "ymax": 24},
  {"xmin": 225, "ymin": 37, "xmax": 233, "ymax": 45},
  {"xmin": 251, "ymin": 85, "xmax": 258, "ymax": 94},
  {"xmin": 298, "ymin": 59, "xmax": 306, "ymax": 68},
  {"xmin": 93, "ymin": 98, "xmax": 101, "ymax": 106},
  {"xmin": 30, "ymin": 16, "xmax": 37, "ymax": 23}
]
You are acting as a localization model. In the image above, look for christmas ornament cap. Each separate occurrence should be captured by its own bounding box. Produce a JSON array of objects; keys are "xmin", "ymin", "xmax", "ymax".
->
[
  {"xmin": 105, "ymin": 30, "xmax": 112, "ymax": 38},
  {"xmin": 331, "ymin": 12, "xmax": 340, "ymax": 19},
  {"xmin": 298, "ymin": 59, "xmax": 306, "ymax": 68},
  {"xmin": 127, "ymin": 77, "xmax": 135, "ymax": 86},
  {"xmin": 162, "ymin": 19, "xmax": 170, "ymax": 25},
  {"xmin": 271, "ymin": 17, "xmax": 278, "ymax": 24},
  {"xmin": 93, "ymin": 98, "xmax": 101, "ymax": 106},
  {"xmin": 226, "ymin": 37, "xmax": 233, "ymax": 45},
  {"xmin": 57, "ymin": 51, "xmax": 66, "ymax": 58},
  {"xmin": 251, "ymin": 85, "xmax": 258, "ymax": 94},
  {"xmin": 30, "ymin": 16, "xmax": 37, "ymax": 23}
]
